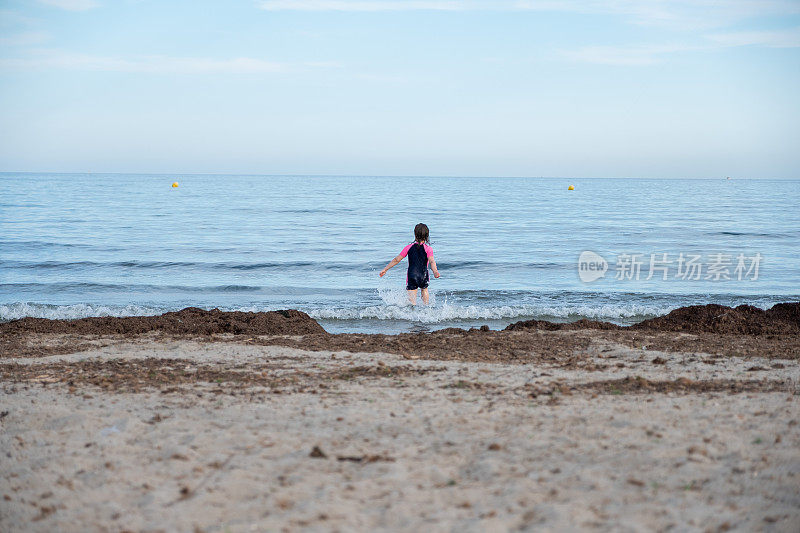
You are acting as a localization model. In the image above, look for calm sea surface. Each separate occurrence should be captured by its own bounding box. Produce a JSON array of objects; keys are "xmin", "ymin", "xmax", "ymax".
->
[{"xmin": 1, "ymin": 173, "xmax": 798, "ymax": 333}]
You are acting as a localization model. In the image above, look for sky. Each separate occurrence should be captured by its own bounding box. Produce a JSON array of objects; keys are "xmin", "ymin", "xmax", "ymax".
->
[{"xmin": 0, "ymin": 0, "xmax": 799, "ymax": 178}]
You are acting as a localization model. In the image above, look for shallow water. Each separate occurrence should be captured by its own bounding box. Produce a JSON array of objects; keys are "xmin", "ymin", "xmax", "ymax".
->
[{"xmin": 1, "ymin": 173, "xmax": 798, "ymax": 332}]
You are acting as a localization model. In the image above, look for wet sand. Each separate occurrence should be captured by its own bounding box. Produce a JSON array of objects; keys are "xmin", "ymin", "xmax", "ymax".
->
[{"xmin": 1, "ymin": 304, "xmax": 799, "ymax": 531}]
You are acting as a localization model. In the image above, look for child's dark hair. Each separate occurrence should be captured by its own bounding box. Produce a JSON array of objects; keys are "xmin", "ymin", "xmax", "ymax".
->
[{"xmin": 414, "ymin": 223, "xmax": 429, "ymax": 243}]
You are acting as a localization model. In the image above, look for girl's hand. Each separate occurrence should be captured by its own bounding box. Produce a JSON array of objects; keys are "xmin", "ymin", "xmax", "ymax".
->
[
  {"xmin": 434, "ymin": 271, "xmax": 440, "ymax": 278},
  {"xmin": 379, "ymin": 269, "xmax": 387, "ymax": 277}
]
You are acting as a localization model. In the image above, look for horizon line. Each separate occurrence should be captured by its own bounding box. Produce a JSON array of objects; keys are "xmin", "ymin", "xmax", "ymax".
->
[{"xmin": 0, "ymin": 171, "xmax": 795, "ymax": 180}]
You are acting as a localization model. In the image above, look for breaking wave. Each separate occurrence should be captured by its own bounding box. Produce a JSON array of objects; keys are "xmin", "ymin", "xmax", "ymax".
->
[
  {"xmin": 1, "ymin": 288, "xmax": 787, "ymax": 328},
  {"xmin": 306, "ymin": 303, "xmax": 674, "ymax": 324},
  {"xmin": 304, "ymin": 287, "xmax": 675, "ymax": 324},
  {"xmin": 0, "ymin": 302, "xmax": 166, "ymax": 321}
]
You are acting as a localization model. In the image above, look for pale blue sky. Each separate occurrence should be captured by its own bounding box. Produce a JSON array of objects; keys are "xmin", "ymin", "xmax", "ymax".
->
[{"xmin": 1, "ymin": 0, "xmax": 799, "ymax": 178}]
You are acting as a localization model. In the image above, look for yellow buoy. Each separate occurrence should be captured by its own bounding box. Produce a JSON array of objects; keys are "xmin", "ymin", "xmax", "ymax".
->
[
  {"xmin": 172, "ymin": 182, "xmax": 179, "ymax": 188},
  {"xmin": 568, "ymin": 185, "xmax": 574, "ymax": 190}
]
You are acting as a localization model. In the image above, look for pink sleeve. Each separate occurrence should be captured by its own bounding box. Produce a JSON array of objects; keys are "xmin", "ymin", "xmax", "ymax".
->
[
  {"xmin": 423, "ymin": 244, "xmax": 434, "ymax": 258},
  {"xmin": 399, "ymin": 244, "xmax": 412, "ymax": 258}
]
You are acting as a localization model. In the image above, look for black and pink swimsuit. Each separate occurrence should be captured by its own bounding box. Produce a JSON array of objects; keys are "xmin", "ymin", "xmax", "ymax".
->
[{"xmin": 399, "ymin": 242, "xmax": 434, "ymax": 290}]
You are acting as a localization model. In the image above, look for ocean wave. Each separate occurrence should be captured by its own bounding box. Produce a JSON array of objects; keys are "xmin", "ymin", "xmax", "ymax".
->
[
  {"xmin": 0, "ymin": 260, "xmax": 201, "ymax": 270},
  {"xmin": 306, "ymin": 302, "xmax": 675, "ymax": 323},
  {"xmin": 0, "ymin": 300, "xmax": 675, "ymax": 324},
  {"xmin": 1, "ymin": 289, "xmax": 789, "ymax": 325},
  {"xmin": 0, "ymin": 259, "xmax": 568, "ymax": 272},
  {"xmin": 0, "ymin": 302, "xmax": 165, "ymax": 321},
  {"xmin": 0, "ymin": 282, "xmax": 262, "ymax": 293},
  {"xmin": 0, "ymin": 260, "xmax": 318, "ymax": 271},
  {"xmin": 430, "ymin": 260, "xmax": 565, "ymax": 269},
  {"xmin": 299, "ymin": 286, "xmax": 677, "ymax": 323},
  {"xmin": 0, "ymin": 240, "xmax": 124, "ymax": 252},
  {"xmin": 709, "ymin": 231, "xmax": 792, "ymax": 238}
]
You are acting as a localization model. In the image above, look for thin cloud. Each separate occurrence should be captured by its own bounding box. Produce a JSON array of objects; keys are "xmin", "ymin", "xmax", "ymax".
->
[
  {"xmin": 259, "ymin": 1, "xmax": 464, "ymax": 11},
  {"xmin": 354, "ymin": 72, "xmax": 413, "ymax": 83},
  {"xmin": 707, "ymin": 26, "xmax": 800, "ymax": 48},
  {"xmin": 0, "ymin": 9, "xmax": 42, "ymax": 31},
  {"xmin": 519, "ymin": 0, "xmax": 800, "ymax": 29},
  {"xmin": 561, "ymin": 26, "xmax": 800, "ymax": 67},
  {"xmin": 0, "ymin": 31, "xmax": 50, "ymax": 46},
  {"xmin": 38, "ymin": 0, "xmax": 100, "ymax": 11},
  {"xmin": 0, "ymin": 50, "xmax": 336, "ymax": 74},
  {"xmin": 560, "ymin": 44, "xmax": 696, "ymax": 67},
  {"xmin": 257, "ymin": 0, "xmax": 800, "ymax": 30}
]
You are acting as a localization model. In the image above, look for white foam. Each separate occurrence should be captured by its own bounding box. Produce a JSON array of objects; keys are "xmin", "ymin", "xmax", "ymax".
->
[
  {"xmin": 307, "ymin": 299, "xmax": 674, "ymax": 323},
  {"xmin": 0, "ymin": 302, "xmax": 164, "ymax": 321},
  {"xmin": 376, "ymin": 285, "xmax": 438, "ymax": 307},
  {"xmin": 0, "ymin": 299, "xmax": 680, "ymax": 324}
]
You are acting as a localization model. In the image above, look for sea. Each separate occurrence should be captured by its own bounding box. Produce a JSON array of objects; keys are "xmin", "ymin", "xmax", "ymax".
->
[{"xmin": 1, "ymin": 173, "xmax": 798, "ymax": 333}]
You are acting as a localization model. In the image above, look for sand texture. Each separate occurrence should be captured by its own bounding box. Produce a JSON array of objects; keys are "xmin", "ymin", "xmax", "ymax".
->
[{"xmin": 1, "ymin": 305, "xmax": 799, "ymax": 531}]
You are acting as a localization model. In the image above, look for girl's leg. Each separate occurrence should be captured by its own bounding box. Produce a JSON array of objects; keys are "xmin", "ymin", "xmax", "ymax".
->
[
  {"xmin": 407, "ymin": 289, "xmax": 418, "ymax": 305},
  {"xmin": 421, "ymin": 288, "xmax": 430, "ymax": 305}
]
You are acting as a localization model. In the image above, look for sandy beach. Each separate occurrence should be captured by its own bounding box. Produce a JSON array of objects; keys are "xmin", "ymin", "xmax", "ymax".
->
[
  {"xmin": 1, "ymin": 304, "xmax": 799, "ymax": 531},
  {"xmin": 4, "ymin": 1, "xmax": 799, "ymax": 530}
]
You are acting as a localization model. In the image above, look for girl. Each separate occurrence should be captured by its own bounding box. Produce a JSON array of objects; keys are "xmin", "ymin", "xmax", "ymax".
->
[{"xmin": 379, "ymin": 223, "xmax": 440, "ymax": 305}]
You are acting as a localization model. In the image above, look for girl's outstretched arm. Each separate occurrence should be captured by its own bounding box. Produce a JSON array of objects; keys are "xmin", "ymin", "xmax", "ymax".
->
[
  {"xmin": 379, "ymin": 254, "xmax": 404, "ymax": 277},
  {"xmin": 430, "ymin": 257, "xmax": 440, "ymax": 278}
]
